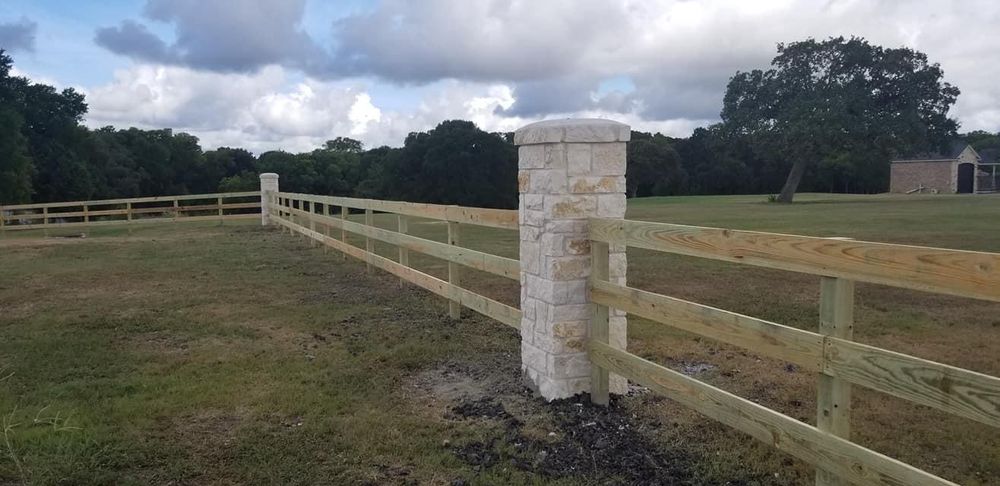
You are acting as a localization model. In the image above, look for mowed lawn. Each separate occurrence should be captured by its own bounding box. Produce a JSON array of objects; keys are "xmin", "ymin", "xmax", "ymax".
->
[{"xmin": 2, "ymin": 192, "xmax": 1000, "ymax": 485}]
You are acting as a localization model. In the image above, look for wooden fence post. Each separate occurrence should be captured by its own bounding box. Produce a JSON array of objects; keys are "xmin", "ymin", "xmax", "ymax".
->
[
  {"xmin": 217, "ymin": 197, "xmax": 224, "ymax": 225},
  {"xmin": 293, "ymin": 199, "xmax": 300, "ymax": 235},
  {"xmin": 817, "ymin": 276, "xmax": 855, "ymax": 486},
  {"xmin": 340, "ymin": 205, "xmax": 348, "ymax": 260},
  {"xmin": 283, "ymin": 198, "xmax": 291, "ymax": 233},
  {"xmin": 43, "ymin": 206, "xmax": 48, "ymax": 237},
  {"xmin": 447, "ymin": 220, "xmax": 461, "ymax": 319},
  {"xmin": 84, "ymin": 204, "xmax": 90, "ymax": 224},
  {"xmin": 126, "ymin": 202, "xmax": 133, "ymax": 234},
  {"xmin": 173, "ymin": 198, "xmax": 179, "ymax": 222},
  {"xmin": 397, "ymin": 215, "xmax": 409, "ymax": 287},
  {"xmin": 590, "ymin": 240, "xmax": 611, "ymax": 405},
  {"xmin": 364, "ymin": 206, "xmax": 374, "ymax": 272},
  {"xmin": 323, "ymin": 203, "xmax": 331, "ymax": 254},
  {"xmin": 307, "ymin": 200, "xmax": 317, "ymax": 247},
  {"xmin": 0, "ymin": 205, "xmax": 5, "ymax": 237}
]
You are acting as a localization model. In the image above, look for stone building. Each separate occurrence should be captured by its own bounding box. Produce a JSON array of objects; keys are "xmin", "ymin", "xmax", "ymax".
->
[{"xmin": 889, "ymin": 143, "xmax": 984, "ymax": 194}]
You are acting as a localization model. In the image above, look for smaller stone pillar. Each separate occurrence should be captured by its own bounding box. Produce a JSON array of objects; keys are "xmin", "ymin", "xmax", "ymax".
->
[
  {"xmin": 515, "ymin": 119, "xmax": 629, "ymax": 400},
  {"xmin": 259, "ymin": 173, "xmax": 279, "ymax": 226}
]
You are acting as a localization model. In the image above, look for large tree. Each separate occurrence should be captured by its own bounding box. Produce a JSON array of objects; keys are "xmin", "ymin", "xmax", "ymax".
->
[
  {"xmin": 0, "ymin": 107, "xmax": 33, "ymax": 204},
  {"xmin": 721, "ymin": 37, "xmax": 960, "ymax": 202},
  {"xmin": 626, "ymin": 131, "xmax": 687, "ymax": 197},
  {"xmin": 373, "ymin": 120, "xmax": 517, "ymax": 208}
]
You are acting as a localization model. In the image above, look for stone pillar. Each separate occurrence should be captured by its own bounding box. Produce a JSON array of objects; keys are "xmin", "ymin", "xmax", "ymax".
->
[
  {"xmin": 515, "ymin": 119, "xmax": 629, "ymax": 400},
  {"xmin": 259, "ymin": 173, "xmax": 279, "ymax": 226}
]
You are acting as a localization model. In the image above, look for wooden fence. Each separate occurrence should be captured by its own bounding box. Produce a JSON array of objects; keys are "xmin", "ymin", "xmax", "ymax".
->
[
  {"xmin": 8, "ymin": 187, "xmax": 997, "ymax": 484},
  {"xmin": 269, "ymin": 191, "xmax": 522, "ymax": 329},
  {"xmin": 587, "ymin": 218, "xmax": 1000, "ymax": 486},
  {"xmin": 0, "ymin": 192, "xmax": 262, "ymax": 232}
]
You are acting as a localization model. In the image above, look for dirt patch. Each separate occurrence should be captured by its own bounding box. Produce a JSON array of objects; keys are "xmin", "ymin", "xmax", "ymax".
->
[
  {"xmin": 408, "ymin": 360, "xmax": 699, "ymax": 484},
  {"xmin": 450, "ymin": 397, "xmax": 509, "ymax": 420},
  {"xmin": 448, "ymin": 394, "xmax": 698, "ymax": 484}
]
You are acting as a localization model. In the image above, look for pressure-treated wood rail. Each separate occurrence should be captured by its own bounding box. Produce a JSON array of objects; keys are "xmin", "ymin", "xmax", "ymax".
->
[
  {"xmin": 0, "ymin": 191, "xmax": 261, "ymax": 232},
  {"xmin": 271, "ymin": 192, "xmax": 520, "ymax": 329},
  {"xmin": 590, "ymin": 218, "xmax": 1000, "ymax": 302},
  {"xmin": 589, "ymin": 342, "xmax": 956, "ymax": 486},
  {"xmin": 276, "ymin": 191, "xmax": 518, "ymax": 230},
  {"xmin": 588, "ymin": 217, "xmax": 1000, "ymax": 486}
]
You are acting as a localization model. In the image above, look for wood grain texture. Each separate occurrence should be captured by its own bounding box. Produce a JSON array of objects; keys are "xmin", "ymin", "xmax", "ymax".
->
[
  {"xmin": 323, "ymin": 203, "xmax": 331, "ymax": 254},
  {"xmin": 340, "ymin": 205, "xmax": 348, "ymax": 261},
  {"xmin": 588, "ymin": 342, "xmax": 956, "ymax": 486},
  {"xmin": 398, "ymin": 215, "xmax": 409, "ymax": 287},
  {"xmin": 283, "ymin": 205, "xmax": 518, "ymax": 280},
  {"xmin": 825, "ymin": 337, "xmax": 1000, "ymax": 428},
  {"xmin": 590, "ymin": 240, "xmax": 611, "ymax": 406},
  {"xmin": 447, "ymin": 221, "xmax": 462, "ymax": 319},
  {"xmin": 307, "ymin": 201, "xmax": 317, "ymax": 247},
  {"xmin": 276, "ymin": 191, "xmax": 518, "ymax": 230},
  {"xmin": 590, "ymin": 218, "xmax": 1000, "ymax": 302},
  {"xmin": 817, "ymin": 277, "xmax": 855, "ymax": 486},
  {"xmin": 590, "ymin": 280, "xmax": 824, "ymax": 371},
  {"xmin": 590, "ymin": 277, "xmax": 1000, "ymax": 428},
  {"xmin": 364, "ymin": 208, "xmax": 374, "ymax": 273},
  {"xmin": 272, "ymin": 212, "xmax": 521, "ymax": 329}
]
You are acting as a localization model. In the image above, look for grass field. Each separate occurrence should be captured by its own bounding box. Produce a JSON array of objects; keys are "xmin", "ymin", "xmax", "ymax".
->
[{"xmin": 2, "ymin": 193, "xmax": 999, "ymax": 485}]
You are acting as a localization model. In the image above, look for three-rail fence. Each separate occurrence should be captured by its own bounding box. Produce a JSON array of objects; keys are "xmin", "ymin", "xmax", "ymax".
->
[
  {"xmin": 4, "ymin": 188, "xmax": 999, "ymax": 485},
  {"xmin": 0, "ymin": 192, "xmax": 261, "ymax": 233}
]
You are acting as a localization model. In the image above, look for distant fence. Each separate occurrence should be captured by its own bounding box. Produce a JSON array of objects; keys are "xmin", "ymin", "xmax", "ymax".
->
[
  {"xmin": 978, "ymin": 163, "xmax": 999, "ymax": 193},
  {"xmin": 587, "ymin": 218, "xmax": 1000, "ymax": 486},
  {"xmin": 269, "ymin": 191, "xmax": 522, "ymax": 328},
  {"xmin": 0, "ymin": 192, "xmax": 261, "ymax": 232}
]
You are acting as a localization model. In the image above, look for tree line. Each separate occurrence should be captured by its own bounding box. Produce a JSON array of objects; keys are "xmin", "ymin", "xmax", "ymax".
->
[{"xmin": 0, "ymin": 37, "xmax": 991, "ymax": 208}]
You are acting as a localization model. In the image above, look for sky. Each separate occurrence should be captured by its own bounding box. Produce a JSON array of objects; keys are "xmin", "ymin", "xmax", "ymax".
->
[{"xmin": 2, "ymin": 0, "xmax": 999, "ymax": 153}]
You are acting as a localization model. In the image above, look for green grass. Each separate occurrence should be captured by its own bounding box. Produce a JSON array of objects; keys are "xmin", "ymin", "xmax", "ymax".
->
[
  {"xmin": 0, "ymin": 223, "xmax": 549, "ymax": 484},
  {"xmin": 2, "ymin": 193, "xmax": 1000, "ymax": 485}
]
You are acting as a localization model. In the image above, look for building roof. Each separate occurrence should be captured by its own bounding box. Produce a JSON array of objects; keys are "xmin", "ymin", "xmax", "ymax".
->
[
  {"xmin": 978, "ymin": 148, "xmax": 1000, "ymax": 164},
  {"xmin": 892, "ymin": 141, "xmax": 978, "ymax": 163}
]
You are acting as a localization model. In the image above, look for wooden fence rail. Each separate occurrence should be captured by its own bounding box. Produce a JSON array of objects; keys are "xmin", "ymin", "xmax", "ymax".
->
[
  {"xmin": 588, "ymin": 217, "xmax": 1000, "ymax": 486},
  {"xmin": 0, "ymin": 191, "xmax": 261, "ymax": 232},
  {"xmin": 271, "ymin": 192, "xmax": 521, "ymax": 329}
]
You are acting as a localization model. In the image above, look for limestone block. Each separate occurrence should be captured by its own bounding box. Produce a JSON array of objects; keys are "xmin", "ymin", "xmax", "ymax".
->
[
  {"xmin": 519, "ymin": 145, "xmax": 545, "ymax": 169},
  {"xmin": 592, "ymin": 143, "xmax": 627, "ymax": 176},
  {"xmin": 529, "ymin": 169, "xmax": 568, "ymax": 194},
  {"xmin": 567, "ymin": 143, "xmax": 593, "ymax": 175},
  {"xmin": 569, "ymin": 176, "xmax": 626, "ymax": 194},
  {"xmin": 545, "ymin": 195, "xmax": 597, "ymax": 219},
  {"xmin": 597, "ymin": 194, "xmax": 627, "ymax": 218}
]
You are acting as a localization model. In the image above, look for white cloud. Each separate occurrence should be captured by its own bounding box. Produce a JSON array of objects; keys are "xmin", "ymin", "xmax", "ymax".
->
[
  {"xmin": 325, "ymin": 0, "xmax": 1000, "ymax": 127},
  {"xmin": 81, "ymin": 65, "xmax": 523, "ymax": 152},
  {"xmin": 347, "ymin": 93, "xmax": 381, "ymax": 137},
  {"xmin": 70, "ymin": 0, "xmax": 1000, "ymax": 149}
]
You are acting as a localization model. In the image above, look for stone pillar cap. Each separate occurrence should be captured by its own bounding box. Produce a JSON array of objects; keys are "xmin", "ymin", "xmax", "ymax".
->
[
  {"xmin": 259, "ymin": 173, "xmax": 279, "ymax": 180},
  {"xmin": 514, "ymin": 118, "xmax": 630, "ymax": 146}
]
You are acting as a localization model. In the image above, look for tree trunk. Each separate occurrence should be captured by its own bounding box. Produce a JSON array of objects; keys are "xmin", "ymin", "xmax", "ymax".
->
[{"xmin": 777, "ymin": 159, "xmax": 808, "ymax": 203}]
